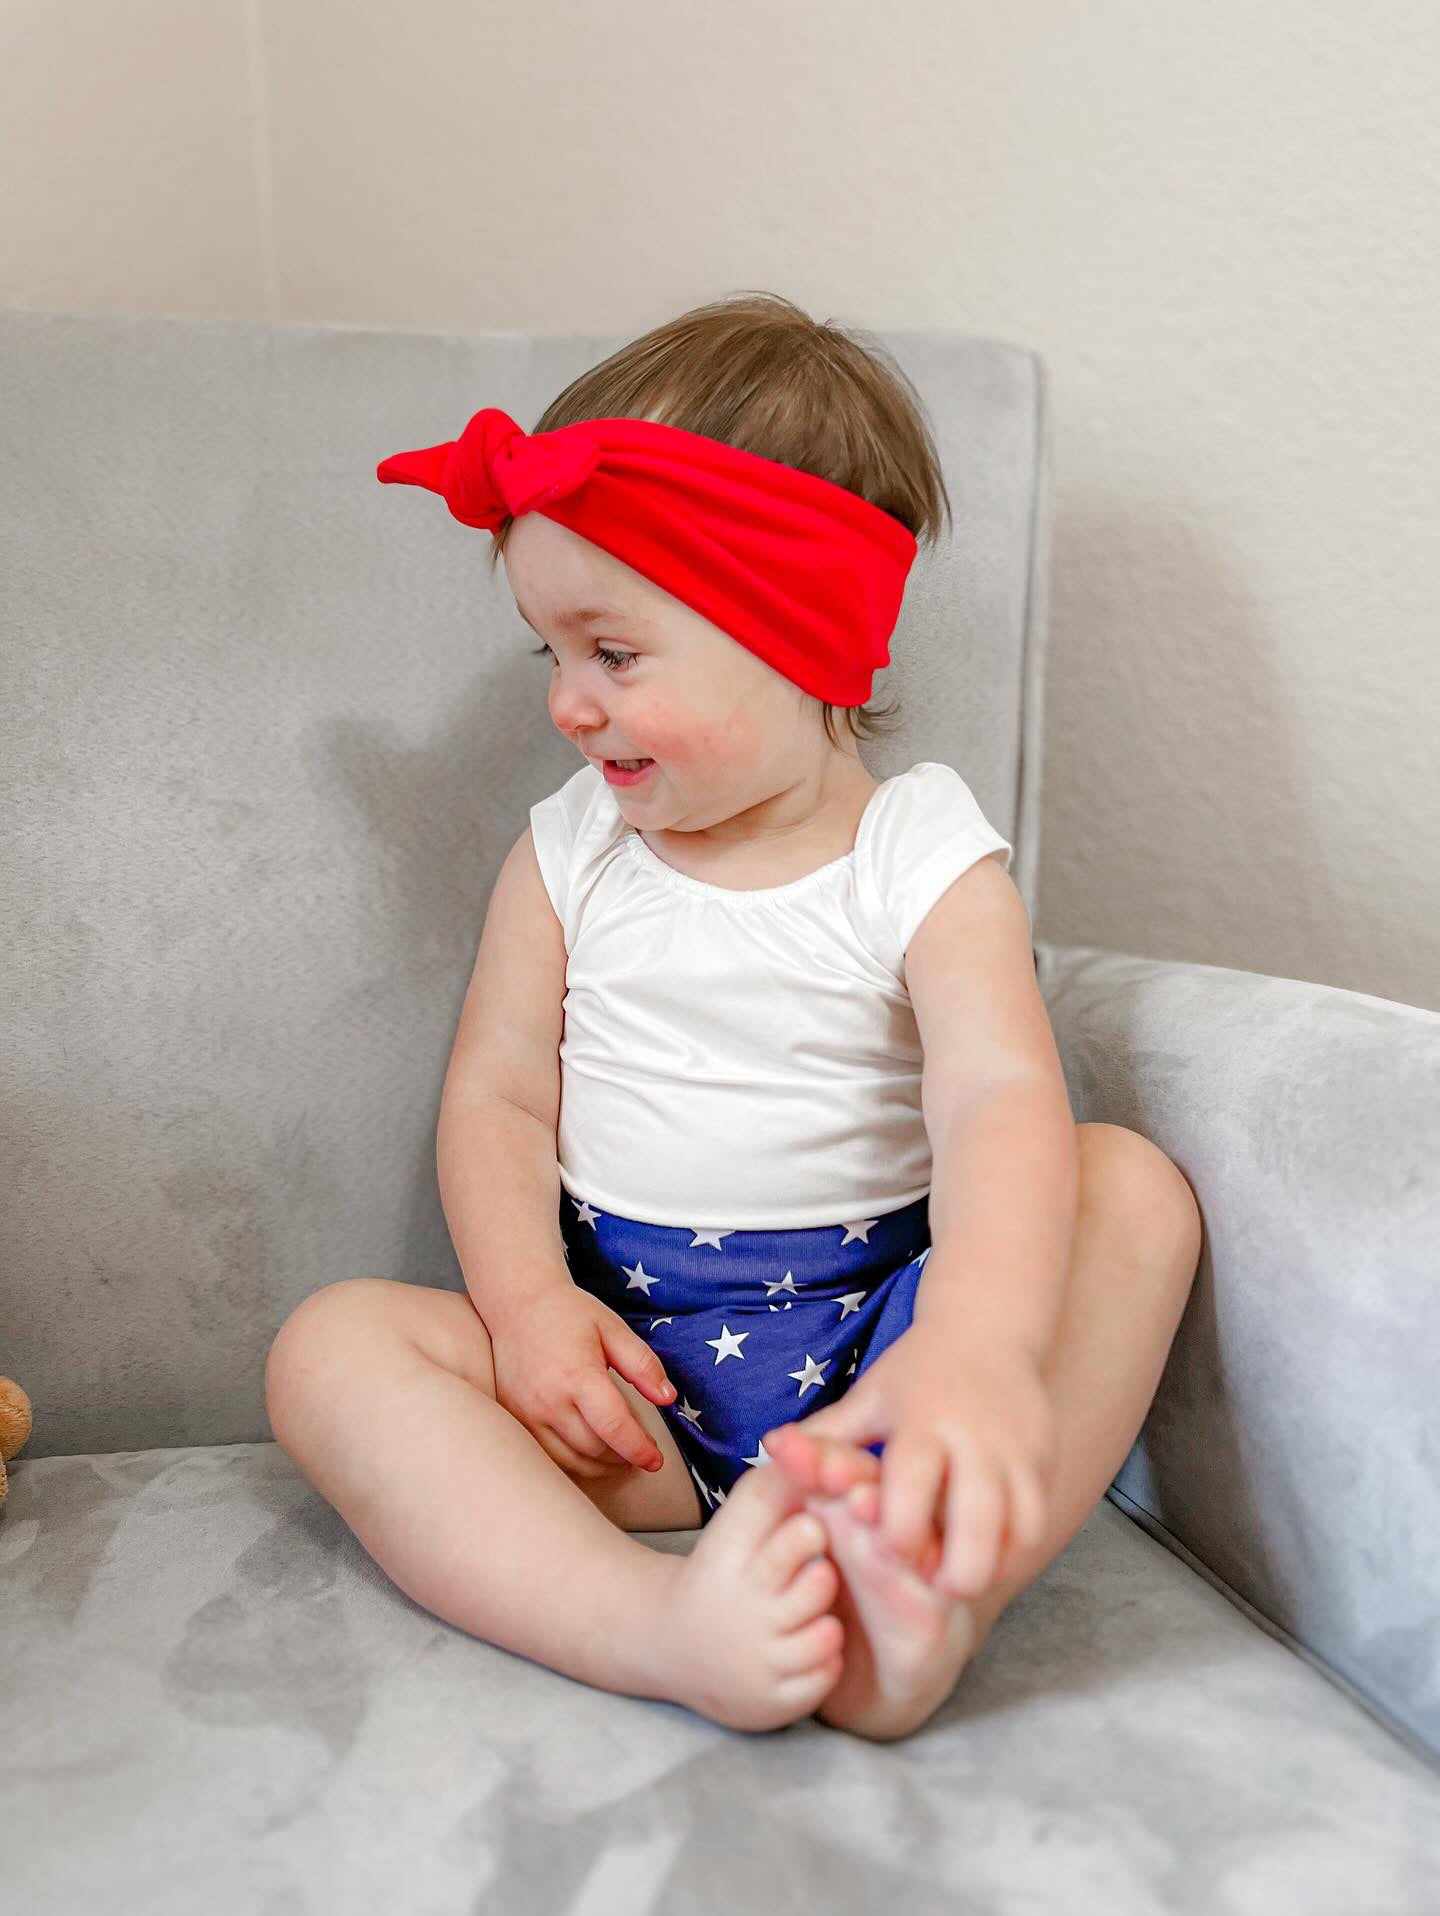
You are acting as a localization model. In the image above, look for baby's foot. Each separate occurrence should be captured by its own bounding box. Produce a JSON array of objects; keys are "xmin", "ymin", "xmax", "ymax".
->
[
  {"xmin": 653, "ymin": 1462, "xmax": 847, "ymax": 1733},
  {"xmin": 762, "ymin": 1425, "xmax": 981, "ymax": 1742},
  {"xmin": 761, "ymin": 1421, "xmax": 942, "ymax": 1572}
]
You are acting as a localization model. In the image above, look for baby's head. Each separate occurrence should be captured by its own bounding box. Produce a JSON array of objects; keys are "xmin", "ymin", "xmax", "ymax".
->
[{"xmin": 489, "ymin": 292, "xmax": 953, "ymax": 831}]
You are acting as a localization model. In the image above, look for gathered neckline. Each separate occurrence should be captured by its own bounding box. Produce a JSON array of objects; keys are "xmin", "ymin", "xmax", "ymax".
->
[{"xmin": 616, "ymin": 774, "xmax": 899, "ymax": 904}]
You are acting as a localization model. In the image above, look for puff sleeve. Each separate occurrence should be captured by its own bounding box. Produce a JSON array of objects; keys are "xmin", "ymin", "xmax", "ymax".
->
[
  {"xmin": 528, "ymin": 765, "xmax": 598, "ymax": 926},
  {"xmin": 868, "ymin": 760, "xmax": 1013, "ymax": 957}
]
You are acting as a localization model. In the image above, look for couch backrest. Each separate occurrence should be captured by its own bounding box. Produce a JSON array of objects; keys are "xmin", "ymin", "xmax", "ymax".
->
[{"xmin": 3, "ymin": 310, "xmax": 1052, "ymax": 1454}]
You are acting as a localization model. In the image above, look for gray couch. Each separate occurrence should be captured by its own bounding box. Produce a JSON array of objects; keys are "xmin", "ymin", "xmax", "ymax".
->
[{"xmin": 4, "ymin": 309, "xmax": 1437, "ymax": 1913}]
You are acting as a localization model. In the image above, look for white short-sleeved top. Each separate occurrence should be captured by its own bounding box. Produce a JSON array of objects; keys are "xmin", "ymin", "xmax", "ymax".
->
[{"xmin": 528, "ymin": 760, "xmax": 1013, "ymax": 1231}]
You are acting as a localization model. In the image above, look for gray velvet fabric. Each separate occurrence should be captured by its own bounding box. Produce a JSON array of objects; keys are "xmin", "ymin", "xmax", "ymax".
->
[
  {"xmin": 3, "ymin": 310, "xmax": 1436, "ymax": 1907},
  {"xmin": 2, "ymin": 308, "xmax": 1042, "ymax": 1456},
  {"xmin": 4, "ymin": 1447, "xmax": 1438, "ymax": 1911},
  {"xmin": 1034, "ymin": 940, "xmax": 1440, "ymax": 1769}
]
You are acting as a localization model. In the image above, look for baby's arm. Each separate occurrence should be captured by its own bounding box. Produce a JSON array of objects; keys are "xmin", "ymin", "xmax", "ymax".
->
[{"xmin": 436, "ymin": 826, "xmax": 574, "ymax": 1324}]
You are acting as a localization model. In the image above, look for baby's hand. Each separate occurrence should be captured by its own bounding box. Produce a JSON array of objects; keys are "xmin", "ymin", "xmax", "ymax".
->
[
  {"xmin": 765, "ymin": 1421, "xmax": 877, "ymax": 1497},
  {"xmin": 488, "ymin": 1285, "xmax": 677, "ymax": 1479},
  {"xmin": 763, "ymin": 1424, "xmax": 944, "ymax": 1578}
]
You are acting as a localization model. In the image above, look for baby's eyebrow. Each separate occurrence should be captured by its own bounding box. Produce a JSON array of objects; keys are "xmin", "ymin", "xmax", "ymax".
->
[{"xmin": 513, "ymin": 599, "xmax": 619, "ymax": 632}]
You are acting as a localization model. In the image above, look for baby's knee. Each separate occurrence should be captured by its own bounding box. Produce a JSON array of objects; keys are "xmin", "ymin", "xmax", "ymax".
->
[{"xmin": 264, "ymin": 1277, "xmax": 398, "ymax": 1428}]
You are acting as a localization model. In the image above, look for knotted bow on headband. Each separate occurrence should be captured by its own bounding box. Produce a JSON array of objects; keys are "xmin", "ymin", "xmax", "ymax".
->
[{"xmin": 376, "ymin": 407, "xmax": 917, "ymax": 705}]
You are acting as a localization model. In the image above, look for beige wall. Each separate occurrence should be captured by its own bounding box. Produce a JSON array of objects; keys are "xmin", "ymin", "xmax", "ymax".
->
[{"xmin": 4, "ymin": 1, "xmax": 1435, "ymax": 1008}]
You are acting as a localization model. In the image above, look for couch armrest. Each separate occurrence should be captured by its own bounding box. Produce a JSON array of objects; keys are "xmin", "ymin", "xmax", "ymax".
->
[{"xmin": 1034, "ymin": 937, "xmax": 1440, "ymax": 1765}]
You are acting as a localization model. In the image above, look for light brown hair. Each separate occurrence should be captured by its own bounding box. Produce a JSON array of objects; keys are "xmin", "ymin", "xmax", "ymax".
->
[{"xmin": 486, "ymin": 291, "xmax": 952, "ymax": 747}]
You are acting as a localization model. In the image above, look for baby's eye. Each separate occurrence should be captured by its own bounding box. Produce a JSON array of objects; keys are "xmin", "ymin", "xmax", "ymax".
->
[{"xmin": 530, "ymin": 641, "xmax": 636, "ymax": 674}]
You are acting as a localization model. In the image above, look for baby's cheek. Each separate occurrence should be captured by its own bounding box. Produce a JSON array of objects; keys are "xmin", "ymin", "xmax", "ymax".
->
[{"xmin": 650, "ymin": 702, "xmax": 758, "ymax": 774}]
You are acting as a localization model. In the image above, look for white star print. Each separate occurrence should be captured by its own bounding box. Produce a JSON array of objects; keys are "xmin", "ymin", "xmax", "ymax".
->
[
  {"xmin": 839, "ymin": 1216, "xmax": 881, "ymax": 1245},
  {"xmin": 787, "ymin": 1353, "xmax": 830, "ymax": 1396},
  {"xmin": 705, "ymin": 1323, "xmax": 749, "ymax": 1365},
  {"xmin": 553, "ymin": 1197, "xmax": 929, "ymax": 1510},
  {"xmin": 622, "ymin": 1259, "xmax": 659, "ymax": 1296}
]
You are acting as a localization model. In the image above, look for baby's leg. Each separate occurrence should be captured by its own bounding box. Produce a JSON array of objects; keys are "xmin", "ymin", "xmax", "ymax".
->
[
  {"xmin": 264, "ymin": 1277, "xmax": 845, "ymax": 1732},
  {"xmin": 783, "ymin": 1124, "xmax": 1204, "ymax": 1740}
]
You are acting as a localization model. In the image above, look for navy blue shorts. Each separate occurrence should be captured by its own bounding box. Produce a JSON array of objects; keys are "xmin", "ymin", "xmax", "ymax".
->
[{"xmin": 557, "ymin": 1187, "xmax": 932, "ymax": 1525}]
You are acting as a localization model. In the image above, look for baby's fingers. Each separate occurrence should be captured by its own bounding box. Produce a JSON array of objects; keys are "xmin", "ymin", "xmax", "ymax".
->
[
  {"xmin": 1008, "ymin": 1458, "xmax": 1050, "ymax": 1556},
  {"xmin": 850, "ymin": 1478, "xmax": 945, "ymax": 1579},
  {"xmin": 572, "ymin": 1374, "xmax": 664, "ymax": 1473},
  {"xmin": 873, "ymin": 1432, "xmax": 947, "ymax": 1573},
  {"xmin": 939, "ymin": 1456, "xmax": 1006, "ymax": 1601}
]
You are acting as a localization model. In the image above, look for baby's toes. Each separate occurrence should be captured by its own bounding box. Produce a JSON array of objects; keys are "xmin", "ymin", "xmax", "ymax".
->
[
  {"xmin": 814, "ymin": 1438, "xmax": 884, "ymax": 1498},
  {"xmin": 761, "ymin": 1423, "xmax": 826, "ymax": 1493},
  {"xmin": 846, "ymin": 1480, "xmax": 883, "ymax": 1524},
  {"xmin": 844, "ymin": 1481, "xmax": 947, "ymax": 1580}
]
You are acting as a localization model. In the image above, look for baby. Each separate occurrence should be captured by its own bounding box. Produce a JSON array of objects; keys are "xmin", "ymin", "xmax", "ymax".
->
[{"xmin": 265, "ymin": 293, "xmax": 1201, "ymax": 1743}]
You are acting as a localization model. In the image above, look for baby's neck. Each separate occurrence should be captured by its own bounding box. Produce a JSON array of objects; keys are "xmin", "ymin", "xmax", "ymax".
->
[{"xmin": 639, "ymin": 760, "xmax": 881, "ymax": 891}]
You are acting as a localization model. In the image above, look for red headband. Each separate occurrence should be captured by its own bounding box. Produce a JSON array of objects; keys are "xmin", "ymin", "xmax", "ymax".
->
[{"xmin": 376, "ymin": 407, "xmax": 917, "ymax": 705}]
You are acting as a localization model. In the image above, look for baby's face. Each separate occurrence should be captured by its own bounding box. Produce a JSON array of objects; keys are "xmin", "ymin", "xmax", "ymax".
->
[{"xmin": 503, "ymin": 514, "xmax": 850, "ymax": 829}]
